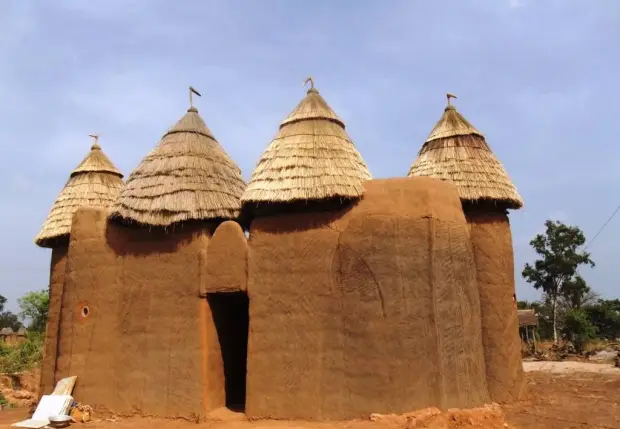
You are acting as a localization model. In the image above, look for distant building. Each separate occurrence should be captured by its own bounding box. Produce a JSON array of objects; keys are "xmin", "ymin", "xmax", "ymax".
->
[
  {"xmin": 0, "ymin": 327, "xmax": 27, "ymax": 346},
  {"xmin": 518, "ymin": 309, "xmax": 539, "ymax": 342}
]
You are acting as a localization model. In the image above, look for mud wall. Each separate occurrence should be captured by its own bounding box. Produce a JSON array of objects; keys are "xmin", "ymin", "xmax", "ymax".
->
[
  {"xmin": 246, "ymin": 177, "xmax": 489, "ymax": 420},
  {"xmin": 0, "ymin": 332, "xmax": 27, "ymax": 346},
  {"xmin": 39, "ymin": 246, "xmax": 69, "ymax": 397},
  {"xmin": 204, "ymin": 221, "xmax": 248, "ymax": 293},
  {"xmin": 55, "ymin": 208, "xmax": 224, "ymax": 419},
  {"xmin": 465, "ymin": 209, "xmax": 524, "ymax": 403}
]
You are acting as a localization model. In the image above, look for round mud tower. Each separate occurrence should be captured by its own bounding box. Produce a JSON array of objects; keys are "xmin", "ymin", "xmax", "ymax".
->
[
  {"xmin": 407, "ymin": 97, "xmax": 525, "ymax": 404},
  {"xmin": 466, "ymin": 208, "xmax": 525, "ymax": 402},
  {"xmin": 34, "ymin": 138, "xmax": 124, "ymax": 397}
]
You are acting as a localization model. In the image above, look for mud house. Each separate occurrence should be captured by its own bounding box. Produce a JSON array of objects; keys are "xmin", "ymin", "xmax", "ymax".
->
[
  {"xmin": 518, "ymin": 309, "xmax": 539, "ymax": 343},
  {"xmin": 0, "ymin": 327, "xmax": 28, "ymax": 346},
  {"xmin": 34, "ymin": 84, "xmax": 524, "ymax": 421}
]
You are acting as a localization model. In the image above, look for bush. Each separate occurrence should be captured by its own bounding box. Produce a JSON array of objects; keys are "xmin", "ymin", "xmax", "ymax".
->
[
  {"xmin": 0, "ymin": 332, "xmax": 44, "ymax": 374},
  {"xmin": 0, "ymin": 391, "xmax": 9, "ymax": 408},
  {"xmin": 585, "ymin": 299, "xmax": 620, "ymax": 340},
  {"xmin": 562, "ymin": 309, "xmax": 597, "ymax": 353}
]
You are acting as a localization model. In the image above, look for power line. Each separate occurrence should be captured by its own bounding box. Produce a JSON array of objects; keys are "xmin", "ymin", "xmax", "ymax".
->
[{"xmin": 584, "ymin": 201, "xmax": 620, "ymax": 250}]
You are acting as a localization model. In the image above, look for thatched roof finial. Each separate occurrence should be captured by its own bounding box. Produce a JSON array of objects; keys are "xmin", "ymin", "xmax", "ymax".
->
[
  {"xmin": 242, "ymin": 79, "xmax": 371, "ymax": 209},
  {"xmin": 88, "ymin": 134, "xmax": 100, "ymax": 150},
  {"xmin": 110, "ymin": 94, "xmax": 246, "ymax": 227},
  {"xmin": 303, "ymin": 76, "xmax": 317, "ymax": 94},
  {"xmin": 446, "ymin": 93, "xmax": 457, "ymax": 107},
  {"xmin": 35, "ymin": 137, "xmax": 124, "ymax": 248},
  {"xmin": 189, "ymin": 86, "xmax": 201, "ymax": 111},
  {"xmin": 407, "ymin": 95, "xmax": 523, "ymax": 210}
]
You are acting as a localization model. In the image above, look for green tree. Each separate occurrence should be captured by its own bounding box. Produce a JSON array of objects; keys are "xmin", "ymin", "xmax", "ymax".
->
[
  {"xmin": 0, "ymin": 294, "xmax": 23, "ymax": 332},
  {"xmin": 562, "ymin": 309, "xmax": 597, "ymax": 353},
  {"xmin": 559, "ymin": 275, "xmax": 599, "ymax": 311},
  {"xmin": 17, "ymin": 290, "xmax": 49, "ymax": 333},
  {"xmin": 585, "ymin": 299, "xmax": 620, "ymax": 340},
  {"xmin": 0, "ymin": 312, "xmax": 23, "ymax": 332},
  {"xmin": 522, "ymin": 220, "xmax": 594, "ymax": 343},
  {"xmin": 529, "ymin": 295, "xmax": 555, "ymax": 340}
]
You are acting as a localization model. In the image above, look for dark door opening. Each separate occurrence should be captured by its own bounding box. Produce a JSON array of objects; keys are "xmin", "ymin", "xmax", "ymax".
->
[{"xmin": 207, "ymin": 292, "xmax": 249, "ymax": 411}]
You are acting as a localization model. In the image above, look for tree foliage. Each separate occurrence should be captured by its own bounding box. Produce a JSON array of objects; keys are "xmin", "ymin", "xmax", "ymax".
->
[
  {"xmin": 584, "ymin": 299, "xmax": 620, "ymax": 340},
  {"xmin": 17, "ymin": 290, "xmax": 49, "ymax": 333},
  {"xmin": 562, "ymin": 309, "xmax": 597, "ymax": 353},
  {"xmin": 0, "ymin": 312, "xmax": 23, "ymax": 332},
  {"xmin": 522, "ymin": 220, "xmax": 594, "ymax": 342},
  {"xmin": 0, "ymin": 294, "xmax": 23, "ymax": 332}
]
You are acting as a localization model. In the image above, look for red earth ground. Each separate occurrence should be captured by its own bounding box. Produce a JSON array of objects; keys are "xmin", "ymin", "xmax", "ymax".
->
[{"xmin": 1, "ymin": 370, "xmax": 619, "ymax": 429}]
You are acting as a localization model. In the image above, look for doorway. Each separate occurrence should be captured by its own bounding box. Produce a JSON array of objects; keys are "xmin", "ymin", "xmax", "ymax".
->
[{"xmin": 207, "ymin": 292, "xmax": 249, "ymax": 411}]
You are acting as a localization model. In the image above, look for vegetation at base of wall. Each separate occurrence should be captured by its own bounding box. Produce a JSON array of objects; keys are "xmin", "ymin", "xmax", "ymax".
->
[
  {"xmin": 521, "ymin": 219, "xmax": 620, "ymax": 350},
  {"xmin": 0, "ymin": 332, "xmax": 44, "ymax": 374},
  {"xmin": 0, "ymin": 290, "xmax": 49, "ymax": 374},
  {"xmin": 0, "ymin": 391, "xmax": 10, "ymax": 408}
]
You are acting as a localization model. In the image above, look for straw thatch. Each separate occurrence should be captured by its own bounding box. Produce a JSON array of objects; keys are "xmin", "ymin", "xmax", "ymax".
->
[
  {"xmin": 241, "ymin": 79, "xmax": 371, "ymax": 206},
  {"xmin": 517, "ymin": 309, "xmax": 538, "ymax": 327},
  {"xmin": 35, "ymin": 140, "xmax": 124, "ymax": 248},
  {"xmin": 110, "ymin": 104, "xmax": 246, "ymax": 227},
  {"xmin": 408, "ymin": 96, "xmax": 523, "ymax": 209}
]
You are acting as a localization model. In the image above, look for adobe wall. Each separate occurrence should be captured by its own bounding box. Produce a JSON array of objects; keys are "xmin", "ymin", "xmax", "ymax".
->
[
  {"xmin": 204, "ymin": 220, "xmax": 248, "ymax": 294},
  {"xmin": 246, "ymin": 177, "xmax": 490, "ymax": 420},
  {"xmin": 54, "ymin": 208, "xmax": 225, "ymax": 419},
  {"xmin": 39, "ymin": 245, "xmax": 69, "ymax": 397},
  {"xmin": 465, "ymin": 209, "xmax": 525, "ymax": 403}
]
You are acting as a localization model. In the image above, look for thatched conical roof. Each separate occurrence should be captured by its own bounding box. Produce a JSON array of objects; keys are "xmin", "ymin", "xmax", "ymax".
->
[
  {"xmin": 408, "ymin": 95, "xmax": 523, "ymax": 209},
  {"xmin": 35, "ymin": 137, "xmax": 124, "ymax": 248},
  {"xmin": 110, "ymin": 90, "xmax": 246, "ymax": 227},
  {"xmin": 241, "ymin": 78, "xmax": 371, "ymax": 205}
]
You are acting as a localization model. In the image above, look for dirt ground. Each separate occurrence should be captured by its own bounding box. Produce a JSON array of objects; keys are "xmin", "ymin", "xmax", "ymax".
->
[
  {"xmin": 2, "ymin": 363, "xmax": 620, "ymax": 429},
  {"xmin": 504, "ymin": 369, "xmax": 620, "ymax": 428}
]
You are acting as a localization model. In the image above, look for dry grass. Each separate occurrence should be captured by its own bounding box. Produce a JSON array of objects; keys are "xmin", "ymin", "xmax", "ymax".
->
[
  {"xmin": 408, "ymin": 104, "xmax": 523, "ymax": 209},
  {"xmin": 35, "ymin": 143, "xmax": 123, "ymax": 248},
  {"xmin": 242, "ymin": 86, "xmax": 371, "ymax": 205},
  {"xmin": 110, "ymin": 107, "xmax": 246, "ymax": 227},
  {"xmin": 583, "ymin": 339, "xmax": 611, "ymax": 354}
]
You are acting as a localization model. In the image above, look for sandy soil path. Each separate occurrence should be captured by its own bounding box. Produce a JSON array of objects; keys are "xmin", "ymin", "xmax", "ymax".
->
[{"xmin": 523, "ymin": 360, "xmax": 620, "ymax": 374}]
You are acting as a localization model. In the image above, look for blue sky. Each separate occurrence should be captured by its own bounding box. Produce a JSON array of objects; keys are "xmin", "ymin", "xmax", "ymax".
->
[{"xmin": 1, "ymin": 0, "xmax": 619, "ymax": 311}]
